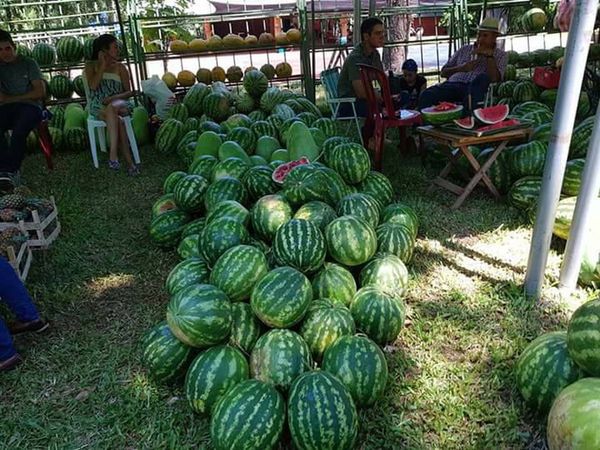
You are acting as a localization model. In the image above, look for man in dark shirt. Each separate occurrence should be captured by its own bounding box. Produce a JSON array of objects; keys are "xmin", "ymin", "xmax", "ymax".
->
[
  {"xmin": 0, "ymin": 29, "xmax": 46, "ymax": 191},
  {"xmin": 395, "ymin": 59, "xmax": 427, "ymax": 109},
  {"xmin": 337, "ymin": 17, "xmax": 385, "ymax": 117}
]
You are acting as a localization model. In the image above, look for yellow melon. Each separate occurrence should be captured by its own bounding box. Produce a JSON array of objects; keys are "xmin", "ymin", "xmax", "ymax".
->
[
  {"xmin": 189, "ymin": 38, "xmax": 208, "ymax": 52},
  {"xmin": 223, "ymin": 33, "xmax": 245, "ymax": 49},
  {"xmin": 286, "ymin": 28, "xmax": 302, "ymax": 44},
  {"xmin": 275, "ymin": 32, "xmax": 289, "ymax": 46},
  {"xmin": 226, "ymin": 66, "xmax": 243, "ymax": 82},
  {"xmin": 260, "ymin": 63, "xmax": 276, "ymax": 80},
  {"xmin": 244, "ymin": 66, "xmax": 257, "ymax": 74},
  {"xmin": 275, "ymin": 62, "xmax": 293, "ymax": 78},
  {"xmin": 207, "ymin": 35, "xmax": 223, "ymax": 51},
  {"xmin": 162, "ymin": 72, "xmax": 178, "ymax": 90},
  {"xmin": 170, "ymin": 39, "xmax": 189, "ymax": 53},
  {"xmin": 196, "ymin": 68, "xmax": 212, "ymax": 84},
  {"xmin": 177, "ymin": 70, "xmax": 196, "ymax": 87},
  {"xmin": 245, "ymin": 35, "xmax": 258, "ymax": 46},
  {"xmin": 211, "ymin": 66, "xmax": 226, "ymax": 82},
  {"xmin": 258, "ymin": 32, "xmax": 276, "ymax": 46}
]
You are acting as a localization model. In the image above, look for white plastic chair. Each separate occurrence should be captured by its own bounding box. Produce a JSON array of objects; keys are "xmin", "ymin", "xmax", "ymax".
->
[
  {"xmin": 82, "ymin": 74, "xmax": 140, "ymax": 168},
  {"xmin": 320, "ymin": 67, "xmax": 364, "ymax": 144}
]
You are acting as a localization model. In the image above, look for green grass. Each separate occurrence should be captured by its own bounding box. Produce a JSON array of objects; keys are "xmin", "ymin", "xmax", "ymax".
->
[{"xmin": 0, "ymin": 141, "xmax": 596, "ymax": 449}]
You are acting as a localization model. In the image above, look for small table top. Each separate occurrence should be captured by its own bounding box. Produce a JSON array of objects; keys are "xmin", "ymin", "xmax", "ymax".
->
[{"xmin": 417, "ymin": 125, "xmax": 532, "ymax": 147}]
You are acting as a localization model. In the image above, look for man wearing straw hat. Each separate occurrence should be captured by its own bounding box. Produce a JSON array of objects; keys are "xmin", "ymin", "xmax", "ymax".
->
[{"xmin": 418, "ymin": 17, "xmax": 507, "ymax": 113}]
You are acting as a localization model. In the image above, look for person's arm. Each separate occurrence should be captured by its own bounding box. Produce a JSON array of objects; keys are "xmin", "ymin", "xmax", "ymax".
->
[
  {"xmin": 0, "ymin": 79, "xmax": 45, "ymax": 104},
  {"xmin": 440, "ymin": 46, "xmax": 477, "ymax": 78},
  {"xmin": 85, "ymin": 53, "xmax": 109, "ymax": 90}
]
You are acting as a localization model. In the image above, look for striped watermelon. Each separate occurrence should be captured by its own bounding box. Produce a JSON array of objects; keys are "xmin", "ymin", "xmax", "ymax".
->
[
  {"xmin": 251, "ymin": 121, "xmax": 279, "ymax": 143},
  {"xmin": 229, "ymin": 302, "xmax": 263, "ymax": 353},
  {"xmin": 329, "ymin": 143, "xmax": 371, "ymax": 184},
  {"xmin": 236, "ymin": 93, "xmax": 255, "ymax": 114},
  {"xmin": 184, "ymin": 344, "xmax": 249, "ymax": 415},
  {"xmin": 210, "ymin": 380, "xmax": 285, "ymax": 450},
  {"xmin": 337, "ymin": 193, "xmax": 381, "ymax": 228},
  {"xmin": 63, "ymin": 127, "xmax": 89, "ymax": 152},
  {"xmin": 260, "ymin": 87, "xmax": 286, "ymax": 113},
  {"xmin": 522, "ymin": 109, "xmax": 553, "ymax": 127},
  {"xmin": 203, "ymin": 91, "xmax": 231, "ymax": 122},
  {"xmin": 497, "ymin": 81, "xmax": 516, "ymax": 98},
  {"xmin": 250, "ymin": 194, "xmax": 292, "ymax": 242},
  {"xmin": 210, "ymin": 245, "xmax": 269, "ymax": 301},
  {"xmin": 360, "ymin": 254, "xmax": 409, "ymax": 299},
  {"xmin": 515, "ymin": 331, "xmax": 582, "ymax": 414},
  {"xmin": 376, "ymin": 222, "xmax": 415, "ymax": 263},
  {"xmin": 168, "ymin": 103, "xmax": 189, "ymax": 122},
  {"xmin": 510, "ymin": 141, "xmax": 548, "ymax": 178},
  {"xmin": 249, "ymin": 110, "xmax": 267, "ymax": 122},
  {"xmin": 509, "ymin": 176, "xmax": 543, "ymax": 210},
  {"xmin": 16, "ymin": 44, "xmax": 31, "ymax": 58},
  {"xmin": 141, "ymin": 321, "xmax": 194, "ymax": 383},
  {"xmin": 547, "ymin": 378, "xmax": 600, "ymax": 450},
  {"xmin": 165, "ymin": 257, "xmax": 210, "ymax": 296},
  {"xmin": 540, "ymin": 89, "xmax": 558, "ymax": 109},
  {"xmin": 83, "ymin": 37, "xmax": 95, "ymax": 60},
  {"xmin": 295, "ymin": 97, "xmax": 323, "ymax": 117},
  {"xmin": 322, "ymin": 137, "xmax": 351, "ymax": 166},
  {"xmin": 243, "ymin": 69, "xmax": 269, "ymax": 98},
  {"xmin": 272, "ymin": 219, "xmax": 326, "ymax": 273},
  {"xmin": 176, "ymin": 130, "xmax": 198, "ymax": 164},
  {"xmin": 532, "ymin": 123, "xmax": 552, "ymax": 143},
  {"xmin": 250, "ymin": 266, "xmax": 313, "ymax": 328},
  {"xmin": 381, "ymin": 202, "xmax": 419, "ymax": 237},
  {"xmin": 32, "ymin": 42, "xmax": 56, "ymax": 66},
  {"xmin": 152, "ymin": 193, "xmax": 177, "ymax": 218},
  {"xmin": 288, "ymin": 371, "xmax": 358, "ymax": 450},
  {"xmin": 293, "ymin": 201, "xmax": 337, "ymax": 231},
  {"xmin": 189, "ymin": 155, "xmax": 218, "ymax": 179},
  {"xmin": 318, "ymin": 166, "xmax": 353, "ymax": 206},
  {"xmin": 177, "ymin": 234, "xmax": 201, "ymax": 259},
  {"xmin": 299, "ymin": 299, "xmax": 355, "ymax": 361},
  {"xmin": 512, "ymin": 81, "xmax": 540, "ymax": 103},
  {"xmin": 204, "ymin": 176, "xmax": 248, "ymax": 211},
  {"xmin": 297, "ymin": 112, "xmax": 319, "ymax": 127},
  {"xmin": 272, "ymin": 104, "xmax": 296, "ymax": 121},
  {"xmin": 72, "ymin": 75, "xmax": 85, "ymax": 97},
  {"xmin": 212, "ymin": 157, "xmax": 250, "ymax": 182},
  {"xmin": 199, "ymin": 217, "xmax": 249, "ymax": 265},
  {"xmin": 512, "ymin": 101, "xmax": 550, "ymax": 117},
  {"xmin": 357, "ymin": 171, "xmax": 394, "ymax": 208},
  {"xmin": 173, "ymin": 174, "xmax": 209, "ymax": 213},
  {"xmin": 250, "ymin": 329, "xmax": 312, "ymax": 390},
  {"xmin": 181, "ymin": 217, "xmax": 206, "ymax": 239},
  {"xmin": 156, "ymin": 119, "xmax": 184, "ymax": 154},
  {"xmin": 282, "ymin": 165, "xmax": 328, "ymax": 206},
  {"xmin": 325, "ymin": 215, "xmax": 377, "ymax": 266},
  {"xmin": 149, "ymin": 209, "xmax": 190, "ymax": 248},
  {"xmin": 322, "ymin": 335, "xmax": 388, "ymax": 408},
  {"xmin": 242, "ymin": 166, "xmax": 278, "ymax": 200},
  {"xmin": 49, "ymin": 75, "xmax": 74, "ymax": 99},
  {"xmin": 351, "ymin": 286, "xmax": 406, "ymax": 344},
  {"xmin": 266, "ymin": 114, "xmax": 284, "ymax": 130},
  {"xmin": 312, "ymin": 262, "xmax": 357, "ymax": 307},
  {"xmin": 562, "ymin": 159, "xmax": 585, "ymax": 196},
  {"xmin": 206, "ymin": 200, "xmax": 249, "ymax": 226},
  {"xmin": 183, "ymin": 83, "xmax": 210, "ymax": 116},
  {"xmin": 56, "ymin": 36, "xmax": 83, "ymax": 63},
  {"xmin": 314, "ymin": 117, "xmax": 337, "ymax": 138},
  {"xmin": 226, "ymin": 126, "xmax": 256, "ymax": 154},
  {"xmin": 569, "ymin": 116, "xmax": 595, "ymax": 159},
  {"xmin": 567, "ymin": 298, "xmax": 600, "ymax": 376},
  {"xmin": 166, "ymin": 283, "xmax": 232, "ymax": 348},
  {"xmin": 199, "ymin": 120, "xmax": 222, "ymax": 134}
]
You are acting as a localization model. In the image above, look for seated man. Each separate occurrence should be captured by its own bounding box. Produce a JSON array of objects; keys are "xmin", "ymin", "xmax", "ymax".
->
[
  {"xmin": 0, "ymin": 29, "xmax": 46, "ymax": 191},
  {"xmin": 418, "ymin": 18, "xmax": 506, "ymax": 112},
  {"xmin": 337, "ymin": 17, "xmax": 385, "ymax": 117},
  {"xmin": 395, "ymin": 59, "xmax": 427, "ymax": 109}
]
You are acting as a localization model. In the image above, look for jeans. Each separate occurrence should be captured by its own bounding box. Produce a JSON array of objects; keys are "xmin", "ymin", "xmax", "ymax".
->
[
  {"xmin": 337, "ymin": 99, "xmax": 369, "ymax": 118},
  {"xmin": 418, "ymin": 74, "xmax": 491, "ymax": 113},
  {"xmin": 0, "ymin": 102, "xmax": 43, "ymax": 173},
  {"xmin": 0, "ymin": 257, "xmax": 40, "ymax": 360}
]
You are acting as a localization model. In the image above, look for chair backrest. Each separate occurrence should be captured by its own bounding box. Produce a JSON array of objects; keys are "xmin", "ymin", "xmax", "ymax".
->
[
  {"xmin": 357, "ymin": 63, "xmax": 395, "ymax": 119},
  {"xmin": 320, "ymin": 67, "xmax": 341, "ymax": 100}
]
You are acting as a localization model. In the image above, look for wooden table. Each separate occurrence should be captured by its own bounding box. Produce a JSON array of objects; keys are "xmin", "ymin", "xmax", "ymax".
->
[{"xmin": 418, "ymin": 125, "xmax": 533, "ymax": 209}]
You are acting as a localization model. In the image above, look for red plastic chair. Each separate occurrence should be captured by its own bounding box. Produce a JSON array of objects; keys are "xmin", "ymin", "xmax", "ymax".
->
[{"xmin": 357, "ymin": 63, "xmax": 422, "ymax": 170}]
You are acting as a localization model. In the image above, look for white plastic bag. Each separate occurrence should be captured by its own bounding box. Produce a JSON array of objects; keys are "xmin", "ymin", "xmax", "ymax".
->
[{"xmin": 141, "ymin": 75, "xmax": 176, "ymax": 120}]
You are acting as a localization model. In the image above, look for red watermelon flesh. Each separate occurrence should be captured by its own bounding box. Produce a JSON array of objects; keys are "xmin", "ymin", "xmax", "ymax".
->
[
  {"xmin": 434, "ymin": 102, "xmax": 458, "ymax": 112},
  {"xmin": 454, "ymin": 117, "xmax": 475, "ymax": 129},
  {"xmin": 272, "ymin": 157, "xmax": 310, "ymax": 183},
  {"xmin": 477, "ymin": 118, "xmax": 520, "ymax": 132},
  {"xmin": 473, "ymin": 104, "xmax": 510, "ymax": 124}
]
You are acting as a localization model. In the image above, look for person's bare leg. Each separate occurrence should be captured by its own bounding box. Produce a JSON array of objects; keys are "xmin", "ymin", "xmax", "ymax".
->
[
  {"xmin": 117, "ymin": 119, "xmax": 134, "ymax": 167},
  {"xmin": 99, "ymin": 104, "xmax": 119, "ymax": 162}
]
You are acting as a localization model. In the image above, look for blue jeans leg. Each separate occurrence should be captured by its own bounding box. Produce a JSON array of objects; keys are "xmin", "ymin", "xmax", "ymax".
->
[
  {"xmin": 0, "ymin": 103, "xmax": 43, "ymax": 173},
  {"xmin": 0, "ymin": 257, "xmax": 40, "ymax": 360},
  {"xmin": 418, "ymin": 82, "xmax": 468, "ymax": 109}
]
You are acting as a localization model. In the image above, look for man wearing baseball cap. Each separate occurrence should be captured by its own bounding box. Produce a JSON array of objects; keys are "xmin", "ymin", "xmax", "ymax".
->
[
  {"xmin": 418, "ymin": 18, "xmax": 507, "ymax": 112},
  {"xmin": 396, "ymin": 59, "xmax": 427, "ymax": 109}
]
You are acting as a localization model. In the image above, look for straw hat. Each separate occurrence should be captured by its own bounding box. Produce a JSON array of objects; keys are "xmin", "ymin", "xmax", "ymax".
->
[{"xmin": 478, "ymin": 18, "xmax": 502, "ymax": 34}]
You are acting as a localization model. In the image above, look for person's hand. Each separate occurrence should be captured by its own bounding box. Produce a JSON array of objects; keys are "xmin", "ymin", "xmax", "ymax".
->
[
  {"xmin": 102, "ymin": 96, "xmax": 112, "ymax": 105},
  {"xmin": 460, "ymin": 60, "xmax": 477, "ymax": 72},
  {"xmin": 98, "ymin": 51, "xmax": 108, "ymax": 69}
]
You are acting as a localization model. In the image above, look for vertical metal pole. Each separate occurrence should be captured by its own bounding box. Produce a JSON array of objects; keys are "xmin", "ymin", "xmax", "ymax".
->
[
  {"xmin": 354, "ymin": 0, "xmax": 362, "ymax": 45},
  {"xmin": 298, "ymin": 0, "xmax": 314, "ymax": 100},
  {"xmin": 524, "ymin": 0, "xmax": 599, "ymax": 299},
  {"xmin": 369, "ymin": 0, "xmax": 376, "ymax": 17},
  {"xmin": 559, "ymin": 108, "xmax": 600, "ymax": 288}
]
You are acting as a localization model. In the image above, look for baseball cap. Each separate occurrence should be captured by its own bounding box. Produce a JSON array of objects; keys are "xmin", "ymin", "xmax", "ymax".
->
[{"xmin": 402, "ymin": 59, "xmax": 418, "ymax": 72}]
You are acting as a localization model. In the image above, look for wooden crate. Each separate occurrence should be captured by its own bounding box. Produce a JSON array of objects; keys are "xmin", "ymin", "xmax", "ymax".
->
[
  {"xmin": 0, "ymin": 196, "xmax": 61, "ymax": 250},
  {"xmin": 6, "ymin": 240, "xmax": 33, "ymax": 282}
]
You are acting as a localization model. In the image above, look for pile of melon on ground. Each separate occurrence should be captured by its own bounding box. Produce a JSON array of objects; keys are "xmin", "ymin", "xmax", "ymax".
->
[
  {"xmin": 142, "ymin": 75, "xmax": 420, "ymax": 448},
  {"xmin": 515, "ymin": 296, "xmax": 600, "ymax": 448}
]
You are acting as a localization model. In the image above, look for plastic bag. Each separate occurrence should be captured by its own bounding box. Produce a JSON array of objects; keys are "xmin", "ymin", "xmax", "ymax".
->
[
  {"xmin": 553, "ymin": 0, "xmax": 574, "ymax": 32},
  {"xmin": 141, "ymin": 75, "xmax": 176, "ymax": 120}
]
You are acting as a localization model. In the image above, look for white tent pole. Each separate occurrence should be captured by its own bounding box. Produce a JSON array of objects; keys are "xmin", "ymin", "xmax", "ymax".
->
[
  {"xmin": 559, "ymin": 107, "xmax": 600, "ymax": 288},
  {"xmin": 354, "ymin": 0, "xmax": 362, "ymax": 44},
  {"xmin": 523, "ymin": 0, "xmax": 599, "ymax": 299}
]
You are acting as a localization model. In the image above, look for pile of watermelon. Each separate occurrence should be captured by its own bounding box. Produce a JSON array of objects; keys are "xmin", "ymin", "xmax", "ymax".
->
[
  {"xmin": 143, "ymin": 82, "xmax": 421, "ymax": 449},
  {"xmin": 515, "ymin": 297, "xmax": 600, "ymax": 448}
]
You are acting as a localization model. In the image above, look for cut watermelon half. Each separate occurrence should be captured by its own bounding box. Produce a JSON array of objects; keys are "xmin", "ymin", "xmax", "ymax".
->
[
  {"xmin": 476, "ymin": 118, "xmax": 520, "ymax": 132},
  {"xmin": 473, "ymin": 104, "xmax": 510, "ymax": 124},
  {"xmin": 433, "ymin": 101, "xmax": 458, "ymax": 112},
  {"xmin": 272, "ymin": 157, "xmax": 310, "ymax": 184},
  {"xmin": 454, "ymin": 116, "xmax": 475, "ymax": 129}
]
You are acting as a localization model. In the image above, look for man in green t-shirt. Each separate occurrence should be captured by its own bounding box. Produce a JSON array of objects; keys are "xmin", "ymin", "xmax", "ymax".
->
[
  {"xmin": 337, "ymin": 17, "xmax": 385, "ymax": 117},
  {"xmin": 0, "ymin": 29, "xmax": 46, "ymax": 191}
]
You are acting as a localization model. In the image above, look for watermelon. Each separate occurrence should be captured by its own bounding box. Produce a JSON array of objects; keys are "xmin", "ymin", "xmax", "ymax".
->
[
  {"xmin": 165, "ymin": 257, "xmax": 210, "ymax": 296},
  {"xmin": 329, "ymin": 143, "xmax": 371, "ymax": 185},
  {"xmin": 567, "ymin": 298, "xmax": 600, "ymax": 376},
  {"xmin": 250, "ymin": 329, "xmax": 312, "ymax": 390},
  {"xmin": 199, "ymin": 217, "xmax": 249, "ymax": 265},
  {"xmin": 32, "ymin": 42, "xmax": 56, "ymax": 67},
  {"xmin": 299, "ymin": 299, "xmax": 355, "ymax": 361},
  {"xmin": 288, "ymin": 371, "xmax": 358, "ymax": 450},
  {"xmin": 183, "ymin": 83, "xmax": 210, "ymax": 116},
  {"xmin": 63, "ymin": 127, "xmax": 88, "ymax": 152},
  {"xmin": 185, "ymin": 344, "xmax": 249, "ymax": 415},
  {"xmin": 509, "ymin": 176, "xmax": 543, "ymax": 210},
  {"xmin": 48, "ymin": 127, "xmax": 64, "ymax": 150},
  {"xmin": 337, "ymin": 193, "xmax": 381, "ymax": 228},
  {"xmin": 360, "ymin": 254, "xmax": 409, "ymax": 299},
  {"xmin": 325, "ymin": 216, "xmax": 377, "ymax": 266},
  {"xmin": 512, "ymin": 82, "xmax": 541, "ymax": 103},
  {"xmin": 322, "ymin": 335, "xmax": 388, "ymax": 408},
  {"xmin": 243, "ymin": 69, "xmax": 269, "ymax": 98},
  {"xmin": 295, "ymin": 97, "xmax": 323, "ymax": 117},
  {"xmin": 211, "ymin": 379, "xmax": 285, "ymax": 450},
  {"xmin": 168, "ymin": 103, "xmax": 189, "ymax": 122},
  {"xmin": 189, "ymin": 155, "xmax": 218, "ymax": 179},
  {"xmin": 205, "ymin": 200, "xmax": 249, "ymax": 226},
  {"xmin": 570, "ymin": 116, "xmax": 595, "ymax": 159},
  {"xmin": 249, "ymin": 110, "xmax": 267, "ymax": 122},
  {"xmin": 156, "ymin": 119, "xmax": 184, "ymax": 154},
  {"xmin": 166, "ymin": 283, "xmax": 232, "ymax": 348},
  {"xmin": 381, "ymin": 202, "xmax": 419, "ymax": 237},
  {"xmin": 151, "ymin": 194, "xmax": 177, "ymax": 218},
  {"xmin": 314, "ymin": 117, "xmax": 337, "ymax": 138},
  {"xmin": 260, "ymin": 87, "xmax": 286, "ymax": 113},
  {"xmin": 221, "ymin": 113, "xmax": 253, "ymax": 134},
  {"xmin": 204, "ymin": 176, "xmax": 248, "ymax": 211},
  {"xmin": 272, "ymin": 104, "xmax": 297, "ymax": 121},
  {"xmin": 229, "ymin": 302, "xmax": 263, "ymax": 353},
  {"xmin": 242, "ymin": 167, "xmax": 277, "ymax": 201},
  {"xmin": 177, "ymin": 234, "xmax": 201, "ymax": 259},
  {"xmin": 210, "ymin": 245, "xmax": 269, "ymax": 301},
  {"xmin": 312, "ymin": 262, "xmax": 357, "ymax": 307},
  {"xmin": 181, "ymin": 218, "xmax": 206, "ymax": 239},
  {"xmin": 356, "ymin": 171, "xmax": 394, "ymax": 208},
  {"xmin": 540, "ymin": 89, "xmax": 558, "ymax": 109},
  {"xmin": 250, "ymin": 120, "xmax": 278, "ymax": 141},
  {"xmin": 547, "ymin": 378, "xmax": 600, "ymax": 450},
  {"xmin": 497, "ymin": 81, "xmax": 517, "ymax": 98},
  {"xmin": 250, "ymin": 194, "xmax": 292, "ymax": 242},
  {"xmin": 350, "ymin": 286, "xmax": 406, "ymax": 344},
  {"xmin": 421, "ymin": 103, "xmax": 463, "ymax": 125},
  {"xmin": 272, "ymin": 219, "xmax": 326, "ymax": 273},
  {"xmin": 226, "ymin": 127, "xmax": 256, "ymax": 154},
  {"xmin": 376, "ymin": 222, "xmax": 415, "ymax": 263},
  {"xmin": 322, "ymin": 136, "xmax": 351, "ymax": 165},
  {"xmin": 200, "ymin": 120, "xmax": 222, "ymax": 134},
  {"xmin": 515, "ymin": 331, "xmax": 582, "ymax": 414},
  {"xmin": 510, "ymin": 141, "xmax": 548, "ymax": 179},
  {"xmin": 512, "ymin": 101, "xmax": 550, "ymax": 118},
  {"xmin": 522, "ymin": 109, "xmax": 553, "ymax": 127},
  {"xmin": 477, "ymin": 147, "xmax": 512, "ymax": 194},
  {"xmin": 236, "ymin": 93, "xmax": 255, "ymax": 114},
  {"xmin": 173, "ymin": 174, "xmax": 209, "ymax": 213},
  {"xmin": 250, "ymin": 266, "xmax": 313, "ymax": 328},
  {"xmin": 203, "ymin": 91, "xmax": 231, "ymax": 122},
  {"xmin": 141, "ymin": 321, "xmax": 194, "ymax": 383},
  {"xmin": 212, "ymin": 157, "xmax": 251, "ymax": 181},
  {"xmin": 282, "ymin": 165, "xmax": 328, "ymax": 206},
  {"xmin": 577, "ymin": 91, "xmax": 591, "ymax": 119},
  {"xmin": 149, "ymin": 209, "xmax": 190, "ymax": 248},
  {"xmin": 473, "ymin": 104, "xmax": 509, "ymax": 124},
  {"xmin": 49, "ymin": 75, "xmax": 74, "ymax": 100},
  {"xmin": 532, "ymin": 123, "xmax": 552, "ymax": 143},
  {"xmin": 293, "ymin": 201, "xmax": 337, "ymax": 231},
  {"xmin": 562, "ymin": 159, "xmax": 586, "ymax": 196},
  {"xmin": 522, "ymin": 8, "xmax": 547, "ymax": 32}
]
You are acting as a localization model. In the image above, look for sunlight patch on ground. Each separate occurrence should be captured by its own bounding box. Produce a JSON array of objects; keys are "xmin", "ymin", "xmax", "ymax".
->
[{"xmin": 86, "ymin": 274, "xmax": 137, "ymax": 298}]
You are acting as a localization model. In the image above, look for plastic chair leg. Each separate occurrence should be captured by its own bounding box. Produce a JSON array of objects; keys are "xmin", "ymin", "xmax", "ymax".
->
[
  {"xmin": 373, "ymin": 121, "xmax": 385, "ymax": 170},
  {"xmin": 87, "ymin": 122, "xmax": 100, "ymax": 169},
  {"xmin": 351, "ymin": 103, "xmax": 363, "ymax": 145},
  {"xmin": 97, "ymin": 126, "xmax": 107, "ymax": 153},
  {"xmin": 122, "ymin": 117, "xmax": 141, "ymax": 165}
]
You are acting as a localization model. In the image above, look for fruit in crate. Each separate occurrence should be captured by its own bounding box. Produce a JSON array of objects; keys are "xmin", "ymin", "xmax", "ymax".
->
[
  {"xmin": 189, "ymin": 38, "xmax": 207, "ymax": 52},
  {"xmin": 223, "ymin": 33, "xmax": 245, "ymax": 49},
  {"xmin": 211, "ymin": 66, "xmax": 226, "ymax": 82},
  {"xmin": 421, "ymin": 102, "xmax": 463, "ymax": 125},
  {"xmin": 258, "ymin": 32, "xmax": 276, "ymax": 46},
  {"xmin": 245, "ymin": 35, "xmax": 258, "ymax": 46},
  {"xmin": 275, "ymin": 32, "xmax": 289, "ymax": 45},
  {"xmin": 170, "ymin": 39, "xmax": 189, "ymax": 53},
  {"xmin": 260, "ymin": 64, "xmax": 276, "ymax": 80},
  {"xmin": 207, "ymin": 35, "xmax": 223, "ymax": 51},
  {"xmin": 177, "ymin": 70, "xmax": 196, "ymax": 87},
  {"xmin": 226, "ymin": 66, "xmax": 243, "ymax": 83},
  {"xmin": 287, "ymin": 28, "xmax": 302, "ymax": 43},
  {"xmin": 275, "ymin": 62, "xmax": 293, "ymax": 78},
  {"xmin": 473, "ymin": 104, "xmax": 509, "ymax": 124},
  {"xmin": 195, "ymin": 68, "xmax": 212, "ymax": 84},
  {"xmin": 162, "ymin": 72, "xmax": 177, "ymax": 90}
]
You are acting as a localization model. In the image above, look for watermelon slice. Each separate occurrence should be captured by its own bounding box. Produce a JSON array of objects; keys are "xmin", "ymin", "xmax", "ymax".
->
[
  {"xmin": 473, "ymin": 104, "xmax": 510, "ymax": 124},
  {"xmin": 421, "ymin": 104, "xmax": 463, "ymax": 125},
  {"xmin": 434, "ymin": 101, "xmax": 458, "ymax": 112},
  {"xmin": 272, "ymin": 157, "xmax": 310, "ymax": 184},
  {"xmin": 477, "ymin": 118, "xmax": 520, "ymax": 132},
  {"xmin": 454, "ymin": 116, "xmax": 475, "ymax": 129}
]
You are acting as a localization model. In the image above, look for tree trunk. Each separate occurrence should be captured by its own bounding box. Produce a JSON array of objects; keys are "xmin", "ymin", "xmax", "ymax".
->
[{"xmin": 382, "ymin": 0, "xmax": 411, "ymax": 73}]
